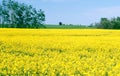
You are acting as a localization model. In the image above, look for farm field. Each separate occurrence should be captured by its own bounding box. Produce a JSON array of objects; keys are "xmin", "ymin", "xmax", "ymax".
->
[
  {"xmin": 1, "ymin": 28, "xmax": 120, "ymax": 75},
  {"xmin": 45, "ymin": 25, "xmax": 91, "ymax": 29}
]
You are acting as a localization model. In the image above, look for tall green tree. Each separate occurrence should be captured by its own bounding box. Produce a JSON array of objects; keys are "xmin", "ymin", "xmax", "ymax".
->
[
  {"xmin": 0, "ymin": 5, "xmax": 2, "ymax": 25},
  {"xmin": 94, "ymin": 17, "xmax": 120, "ymax": 29},
  {"xmin": 100, "ymin": 18, "xmax": 110, "ymax": 29},
  {"xmin": 0, "ymin": 0, "xmax": 46, "ymax": 28}
]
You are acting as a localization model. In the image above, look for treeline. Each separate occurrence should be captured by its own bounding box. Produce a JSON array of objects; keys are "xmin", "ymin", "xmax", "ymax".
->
[
  {"xmin": 93, "ymin": 17, "xmax": 120, "ymax": 29},
  {"xmin": 0, "ymin": 0, "xmax": 46, "ymax": 28}
]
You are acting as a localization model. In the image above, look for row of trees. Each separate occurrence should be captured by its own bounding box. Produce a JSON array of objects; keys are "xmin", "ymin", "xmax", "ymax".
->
[
  {"xmin": 0, "ymin": 0, "xmax": 46, "ymax": 28},
  {"xmin": 93, "ymin": 17, "xmax": 120, "ymax": 29}
]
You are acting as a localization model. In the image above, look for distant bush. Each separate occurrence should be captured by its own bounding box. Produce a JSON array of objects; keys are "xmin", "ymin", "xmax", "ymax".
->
[{"xmin": 59, "ymin": 22, "xmax": 62, "ymax": 26}]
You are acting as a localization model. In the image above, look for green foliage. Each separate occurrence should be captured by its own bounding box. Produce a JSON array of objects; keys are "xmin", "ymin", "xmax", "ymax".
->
[
  {"xmin": 0, "ymin": 0, "xmax": 46, "ymax": 28},
  {"xmin": 94, "ymin": 17, "xmax": 120, "ymax": 29}
]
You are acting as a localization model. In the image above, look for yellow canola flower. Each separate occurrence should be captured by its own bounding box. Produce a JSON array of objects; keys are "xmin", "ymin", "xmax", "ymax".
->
[{"xmin": 0, "ymin": 28, "xmax": 120, "ymax": 75}]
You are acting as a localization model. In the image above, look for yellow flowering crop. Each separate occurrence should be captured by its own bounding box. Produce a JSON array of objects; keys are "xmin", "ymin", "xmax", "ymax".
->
[{"xmin": 0, "ymin": 28, "xmax": 120, "ymax": 76}]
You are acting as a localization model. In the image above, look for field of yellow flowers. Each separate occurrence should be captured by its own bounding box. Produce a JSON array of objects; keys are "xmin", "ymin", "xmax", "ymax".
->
[{"xmin": 0, "ymin": 28, "xmax": 120, "ymax": 75}]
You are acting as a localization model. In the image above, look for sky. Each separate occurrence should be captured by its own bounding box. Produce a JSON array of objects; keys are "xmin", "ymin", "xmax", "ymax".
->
[{"xmin": 1, "ymin": 0, "xmax": 120, "ymax": 25}]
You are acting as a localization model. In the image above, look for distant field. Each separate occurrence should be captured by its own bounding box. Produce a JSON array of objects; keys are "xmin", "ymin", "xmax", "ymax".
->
[
  {"xmin": 45, "ymin": 24, "xmax": 95, "ymax": 29},
  {"xmin": 0, "ymin": 28, "xmax": 120, "ymax": 75}
]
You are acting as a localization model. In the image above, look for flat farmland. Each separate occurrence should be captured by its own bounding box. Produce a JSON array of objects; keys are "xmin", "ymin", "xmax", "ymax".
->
[{"xmin": 0, "ymin": 29, "xmax": 120, "ymax": 75}]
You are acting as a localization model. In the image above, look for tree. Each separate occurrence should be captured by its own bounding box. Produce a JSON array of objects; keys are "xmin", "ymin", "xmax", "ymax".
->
[
  {"xmin": 100, "ymin": 18, "xmax": 110, "ymax": 29},
  {"xmin": 36, "ymin": 9, "xmax": 45, "ymax": 28},
  {"xmin": 59, "ymin": 22, "xmax": 62, "ymax": 26},
  {"xmin": 94, "ymin": 17, "xmax": 120, "ymax": 29},
  {"xmin": 24, "ymin": 5, "xmax": 33, "ymax": 27},
  {"xmin": 0, "ymin": 5, "xmax": 2, "ymax": 24},
  {"xmin": 0, "ymin": 0, "xmax": 46, "ymax": 28},
  {"xmin": 115, "ymin": 17, "xmax": 120, "ymax": 29},
  {"xmin": 2, "ymin": 0, "xmax": 10, "ymax": 25}
]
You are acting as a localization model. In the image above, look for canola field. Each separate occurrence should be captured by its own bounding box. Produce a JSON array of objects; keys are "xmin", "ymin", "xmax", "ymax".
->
[{"xmin": 1, "ymin": 28, "xmax": 120, "ymax": 76}]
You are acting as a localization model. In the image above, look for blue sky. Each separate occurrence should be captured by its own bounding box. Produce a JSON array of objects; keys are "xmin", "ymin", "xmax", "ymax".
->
[{"xmin": 1, "ymin": 0, "xmax": 120, "ymax": 25}]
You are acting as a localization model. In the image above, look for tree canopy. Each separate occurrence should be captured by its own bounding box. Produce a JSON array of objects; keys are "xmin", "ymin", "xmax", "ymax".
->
[
  {"xmin": 0, "ymin": 0, "xmax": 46, "ymax": 28},
  {"xmin": 94, "ymin": 17, "xmax": 120, "ymax": 29}
]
